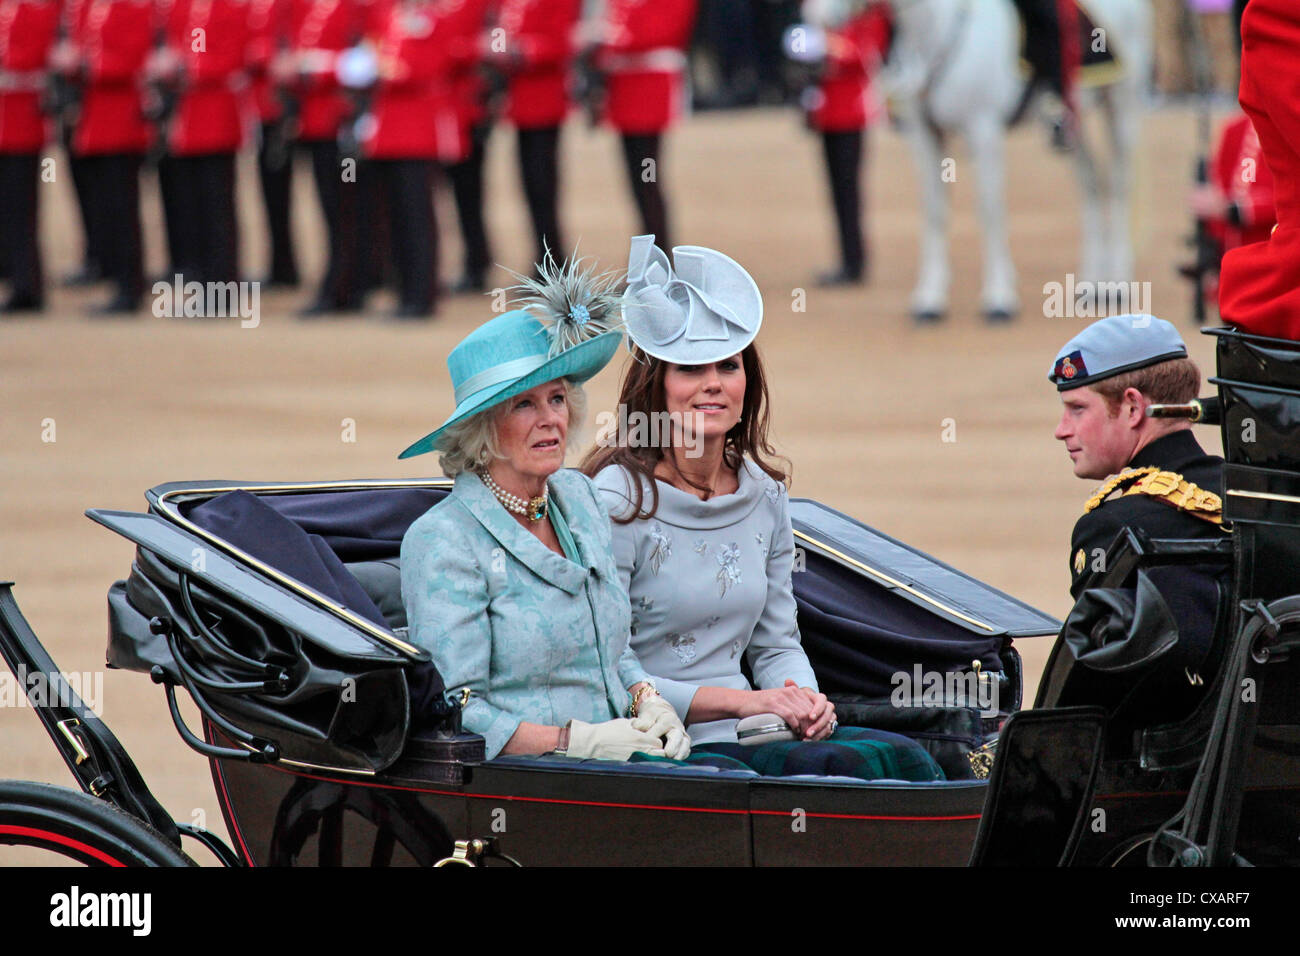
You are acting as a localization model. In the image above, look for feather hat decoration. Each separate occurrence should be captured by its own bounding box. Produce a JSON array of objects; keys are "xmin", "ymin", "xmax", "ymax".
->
[{"xmin": 506, "ymin": 245, "xmax": 626, "ymax": 358}]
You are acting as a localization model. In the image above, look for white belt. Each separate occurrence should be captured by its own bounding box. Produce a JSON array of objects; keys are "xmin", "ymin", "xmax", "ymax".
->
[
  {"xmin": 601, "ymin": 48, "xmax": 687, "ymax": 74},
  {"xmin": 0, "ymin": 70, "xmax": 47, "ymax": 93}
]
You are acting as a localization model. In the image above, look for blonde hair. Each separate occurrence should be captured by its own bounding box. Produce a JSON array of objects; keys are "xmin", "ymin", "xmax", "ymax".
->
[{"xmin": 438, "ymin": 379, "xmax": 588, "ymax": 477}]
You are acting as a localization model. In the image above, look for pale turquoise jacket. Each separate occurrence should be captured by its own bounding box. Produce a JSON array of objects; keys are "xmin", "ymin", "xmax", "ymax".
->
[{"xmin": 400, "ymin": 468, "xmax": 651, "ymax": 758}]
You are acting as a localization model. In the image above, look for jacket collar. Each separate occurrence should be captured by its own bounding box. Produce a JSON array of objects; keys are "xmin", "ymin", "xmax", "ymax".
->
[
  {"xmin": 614, "ymin": 458, "xmax": 770, "ymax": 530},
  {"xmin": 1129, "ymin": 429, "xmax": 1209, "ymax": 473},
  {"xmin": 451, "ymin": 471, "xmax": 592, "ymax": 595}
]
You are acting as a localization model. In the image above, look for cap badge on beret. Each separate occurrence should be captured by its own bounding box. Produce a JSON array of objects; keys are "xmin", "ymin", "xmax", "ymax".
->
[
  {"xmin": 1048, "ymin": 314, "xmax": 1188, "ymax": 391},
  {"xmin": 1055, "ymin": 351, "xmax": 1086, "ymax": 382}
]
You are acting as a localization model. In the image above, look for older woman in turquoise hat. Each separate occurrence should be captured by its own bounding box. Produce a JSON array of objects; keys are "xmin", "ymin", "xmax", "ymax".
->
[{"xmin": 398, "ymin": 258, "xmax": 690, "ymax": 762}]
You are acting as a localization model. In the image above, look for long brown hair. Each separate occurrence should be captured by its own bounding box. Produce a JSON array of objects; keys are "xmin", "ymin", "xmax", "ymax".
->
[{"xmin": 580, "ymin": 344, "xmax": 790, "ymax": 522}]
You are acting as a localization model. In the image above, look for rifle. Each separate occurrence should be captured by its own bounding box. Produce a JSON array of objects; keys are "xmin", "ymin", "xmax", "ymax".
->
[
  {"xmin": 43, "ymin": 18, "xmax": 82, "ymax": 144},
  {"xmin": 142, "ymin": 29, "xmax": 179, "ymax": 167},
  {"xmin": 265, "ymin": 39, "xmax": 301, "ymax": 172}
]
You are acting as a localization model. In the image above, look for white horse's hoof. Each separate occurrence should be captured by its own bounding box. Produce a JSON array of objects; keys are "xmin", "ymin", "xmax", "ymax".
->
[
  {"xmin": 983, "ymin": 307, "xmax": 1017, "ymax": 323},
  {"xmin": 912, "ymin": 308, "xmax": 947, "ymax": 324}
]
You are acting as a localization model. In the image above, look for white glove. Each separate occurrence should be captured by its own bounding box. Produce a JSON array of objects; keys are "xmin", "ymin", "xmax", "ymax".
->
[
  {"xmin": 565, "ymin": 718, "xmax": 666, "ymax": 761},
  {"xmin": 631, "ymin": 694, "xmax": 691, "ymax": 760}
]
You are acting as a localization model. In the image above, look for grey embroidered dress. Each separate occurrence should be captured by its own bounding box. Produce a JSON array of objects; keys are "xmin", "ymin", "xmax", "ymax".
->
[{"xmin": 594, "ymin": 460, "xmax": 817, "ymax": 745}]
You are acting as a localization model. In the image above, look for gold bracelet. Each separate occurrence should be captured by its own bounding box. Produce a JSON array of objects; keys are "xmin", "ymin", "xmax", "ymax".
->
[{"xmin": 630, "ymin": 681, "xmax": 656, "ymax": 717}]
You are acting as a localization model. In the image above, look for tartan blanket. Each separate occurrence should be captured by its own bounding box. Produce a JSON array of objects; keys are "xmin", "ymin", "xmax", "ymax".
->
[{"xmin": 631, "ymin": 726, "xmax": 945, "ymax": 781}]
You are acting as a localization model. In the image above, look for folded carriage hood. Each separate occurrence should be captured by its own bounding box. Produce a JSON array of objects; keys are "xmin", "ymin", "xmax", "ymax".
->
[
  {"xmin": 86, "ymin": 508, "xmax": 424, "ymax": 664},
  {"xmin": 789, "ymin": 499, "xmax": 1060, "ymax": 638}
]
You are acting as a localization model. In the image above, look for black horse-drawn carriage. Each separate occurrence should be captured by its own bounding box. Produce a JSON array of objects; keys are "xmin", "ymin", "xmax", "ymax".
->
[{"xmin": 3, "ymin": 326, "xmax": 1299, "ymax": 867}]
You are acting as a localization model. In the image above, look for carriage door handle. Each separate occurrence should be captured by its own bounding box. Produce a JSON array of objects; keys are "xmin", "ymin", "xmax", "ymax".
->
[{"xmin": 434, "ymin": 837, "xmax": 521, "ymax": 867}]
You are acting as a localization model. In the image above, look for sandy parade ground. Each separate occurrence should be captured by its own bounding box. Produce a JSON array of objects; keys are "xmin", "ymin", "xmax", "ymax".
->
[{"xmin": 0, "ymin": 102, "xmax": 1229, "ymax": 864}]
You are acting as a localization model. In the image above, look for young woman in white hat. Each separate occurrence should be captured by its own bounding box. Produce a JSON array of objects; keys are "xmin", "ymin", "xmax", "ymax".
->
[{"xmin": 583, "ymin": 236, "xmax": 943, "ymax": 780}]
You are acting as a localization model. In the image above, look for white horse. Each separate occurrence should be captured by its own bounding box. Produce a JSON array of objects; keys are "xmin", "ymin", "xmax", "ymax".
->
[{"xmin": 879, "ymin": 0, "xmax": 1153, "ymax": 320}]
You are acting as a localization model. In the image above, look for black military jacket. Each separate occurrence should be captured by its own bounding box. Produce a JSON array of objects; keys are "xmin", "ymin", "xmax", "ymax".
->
[{"xmin": 1068, "ymin": 429, "xmax": 1228, "ymax": 598}]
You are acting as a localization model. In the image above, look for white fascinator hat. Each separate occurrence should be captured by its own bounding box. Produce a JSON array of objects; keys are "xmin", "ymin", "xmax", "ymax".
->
[{"xmin": 621, "ymin": 235, "xmax": 763, "ymax": 365}]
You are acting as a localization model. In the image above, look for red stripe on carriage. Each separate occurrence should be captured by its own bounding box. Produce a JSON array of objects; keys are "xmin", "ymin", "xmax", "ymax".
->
[
  {"xmin": 749, "ymin": 809, "xmax": 981, "ymax": 822},
  {"xmin": 204, "ymin": 722, "xmax": 258, "ymax": 867},
  {"xmin": 0, "ymin": 824, "xmax": 128, "ymax": 865},
  {"xmin": 245, "ymin": 764, "xmax": 979, "ymax": 820},
  {"xmin": 460, "ymin": 791, "xmax": 748, "ymax": 814}
]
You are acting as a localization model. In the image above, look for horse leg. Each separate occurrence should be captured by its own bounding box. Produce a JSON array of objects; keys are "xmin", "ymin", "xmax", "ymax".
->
[
  {"xmin": 907, "ymin": 120, "xmax": 950, "ymax": 321},
  {"xmin": 1102, "ymin": 83, "xmax": 1139, "ymax": 287},
  {"xmin": 1071, "ymin": 111, "xmax": 1107, "ymax": 296},
  {"xmin": 966, "ymin": 115, "xmax": 1017, "ymax": 321}
]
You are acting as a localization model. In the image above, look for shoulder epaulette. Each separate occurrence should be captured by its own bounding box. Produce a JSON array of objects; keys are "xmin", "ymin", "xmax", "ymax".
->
[{"xmin": 1084, "ymin": 467, "xmax": 1223, "ymax": 525}]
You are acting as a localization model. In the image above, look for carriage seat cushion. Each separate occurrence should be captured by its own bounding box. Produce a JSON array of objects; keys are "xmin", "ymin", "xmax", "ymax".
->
[{"xmin": 346, "ymin": 558, "xmax": 407, "ymax": 630}]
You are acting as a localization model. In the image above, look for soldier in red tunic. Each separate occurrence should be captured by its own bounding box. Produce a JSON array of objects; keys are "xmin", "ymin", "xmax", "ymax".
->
[
  {"xmin": 0, "ymin": 0, "xmax": 60, "ymax": 312},
  {"xmin": 1186, "ymin": 111, "xmax": 1276, "ymax": 310},
  {"xmin": 801, "ymin": 0, "xmax": 889, "ymax": 286},
  {"xmin": 590, "ymin": 0, "xmax": 696, "ymax": 254},
  {"xmin": 288, "ymin": 0, "xmax": 367, "ymax": 313},
  {"xmin": 356, "ymin": 0, "xmax": 464, "ymax": 317},
  {"xmin": 71, "ymin": 0, "xmax": 154, "ymax": 312},
  {"xmin": 159, "ymin": 0, "xmax": 248, "ymax": 288},
  {"xmin": 1217, "ymin": 0, "xmax": 1300, "ymax": 340},
  {"xmin": 441, "ymin": 0, "xmax": 493, "ymax": 293},
  {"xmin": 247, "ymin": 0, "xmax": 300, "ymax": 288},
  {"xmin": 48, "ymin": 0, "xmax": 104, "ymax": 287},
  {"xmin": 489, "ymin": 0, "xmax": 580, "ymax": 265}
]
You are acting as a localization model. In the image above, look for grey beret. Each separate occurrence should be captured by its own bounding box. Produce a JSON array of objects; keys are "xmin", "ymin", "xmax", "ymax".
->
[{"xmin": 1049, "ymin": 314, "xmax": 1188, "ymax": 391}]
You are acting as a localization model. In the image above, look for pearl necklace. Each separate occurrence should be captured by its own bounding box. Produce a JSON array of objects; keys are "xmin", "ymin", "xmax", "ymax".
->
[{"xmin": 480, "ymin": 471, "xmax": 549, "ymax": 522}]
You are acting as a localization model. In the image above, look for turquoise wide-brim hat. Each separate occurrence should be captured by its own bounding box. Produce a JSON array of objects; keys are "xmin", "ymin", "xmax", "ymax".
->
[{"xmin": 398, "ymin": 309, "xmax": 623, "ymax": 460}]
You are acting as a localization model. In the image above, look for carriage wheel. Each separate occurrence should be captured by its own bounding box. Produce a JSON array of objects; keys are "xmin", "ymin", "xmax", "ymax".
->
[
  {"xmin": 1103, "ymin": 833, "xmax": 1157, "ymax": 867},
  {"xmin": 0, "ymin": 780, "xmax": 193, "ymax": 866}
]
